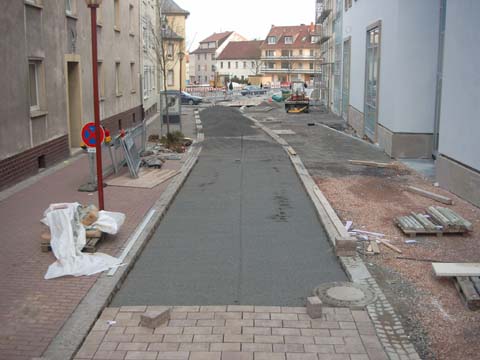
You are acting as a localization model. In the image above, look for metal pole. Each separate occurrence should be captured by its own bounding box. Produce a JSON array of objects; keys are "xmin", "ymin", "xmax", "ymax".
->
[{"xmin": 89, "ymin": 5, "xmax": 105, "ymax": 210}]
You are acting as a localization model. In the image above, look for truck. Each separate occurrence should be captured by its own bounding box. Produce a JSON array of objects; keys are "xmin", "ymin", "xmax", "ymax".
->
[{"xmin": 284, "ymin": 80, "xmax": 310, "ymax": 113}]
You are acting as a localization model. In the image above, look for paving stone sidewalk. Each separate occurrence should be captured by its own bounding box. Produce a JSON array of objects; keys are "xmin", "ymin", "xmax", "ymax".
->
[
  {"xmin": 0, "ymin": 111, "xmax": 196, "ymax": 360},
  {"xmin": 75, "ymin": 305, "xmax": 388, "ymax": 360}
]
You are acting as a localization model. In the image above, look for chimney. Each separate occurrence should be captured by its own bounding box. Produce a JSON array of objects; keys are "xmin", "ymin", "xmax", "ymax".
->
[{"xmin": 310, "ymin": 22, "xmax": 315, "ymax": 33}]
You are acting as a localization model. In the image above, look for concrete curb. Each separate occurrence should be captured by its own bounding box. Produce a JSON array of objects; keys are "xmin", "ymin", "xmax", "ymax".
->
[
  {"xmin": 242, "ymin": 109, "xmax": 421, "ymax": 360},
  {"xmin": 41, "ymin": 111, "xmax": 203, "ymax": 360}
]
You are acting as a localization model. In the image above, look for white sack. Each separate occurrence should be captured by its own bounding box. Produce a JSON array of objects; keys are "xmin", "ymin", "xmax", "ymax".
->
[
  {"xmin": 43, "ymin": 203, "xmax": 122, "ymax": 280},
  {"xmin": 93, "ymin": 211, "xmax": 125, "ymax": 234}
]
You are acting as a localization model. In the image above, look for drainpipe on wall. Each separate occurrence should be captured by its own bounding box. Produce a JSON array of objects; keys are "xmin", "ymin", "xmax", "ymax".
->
[{"xmin": 432, "ymin": 0, "xmax": 447, "ymax": 159}]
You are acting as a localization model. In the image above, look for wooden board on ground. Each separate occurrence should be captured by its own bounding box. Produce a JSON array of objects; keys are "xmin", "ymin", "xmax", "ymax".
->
[
  {"xmin": 348, "ymin": 160, "xmax": 397, "ymax": 169},
  {"xmin": 406, "ymin": 186, "xmax": 453, "ymax": 205},
  {"xmin": 41, "ymin": 234, "xmax": 103, "ymax": 253},
  {"xmin": 432, "ymin": 263, "xmax": 480, "ymax": 277},
  {"xmin": 105, "ymin": 168, "xmax": 180, "ymax": 189},
  {"xmin": 454, "ymin": 277, "xmax": 480, "ymax": 311}
]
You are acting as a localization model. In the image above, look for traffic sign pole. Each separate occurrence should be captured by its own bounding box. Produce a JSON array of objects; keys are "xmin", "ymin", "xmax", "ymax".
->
[{"xmin": 89, "ymin": 5, "xmax": 104, "ymax": 210}]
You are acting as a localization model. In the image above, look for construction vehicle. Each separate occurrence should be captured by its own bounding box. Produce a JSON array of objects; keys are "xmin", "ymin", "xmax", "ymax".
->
[{"xmin": 284, "ymin": 80, "xmax": 310, "ymax": 113}]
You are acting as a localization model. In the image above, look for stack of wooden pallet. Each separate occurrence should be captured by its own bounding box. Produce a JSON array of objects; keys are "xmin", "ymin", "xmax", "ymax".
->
[
  {"xmin": 433, "ymin": 263, "xmax": 480, "ymax": 310},
  {"xmin": 395, "ymin": 206, "xmax": 472, "ymax": 236}
]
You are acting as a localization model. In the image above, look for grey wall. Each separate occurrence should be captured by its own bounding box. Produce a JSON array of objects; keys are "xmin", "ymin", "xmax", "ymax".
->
[{"xmin": 438, "ymin": 0, "xmax": 480, "ymax": 171}]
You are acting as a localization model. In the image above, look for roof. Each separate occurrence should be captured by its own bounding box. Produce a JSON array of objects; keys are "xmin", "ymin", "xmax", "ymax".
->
[
  {"xmin": 161, "ymin": 0, "xmax": 190, "ymax": 16},
  {"xmin": 190, "ymin": 47, "xmax": 216, "ymax": 55},
  {"xmin": 260, "ymin": 24, "xmax": 318, "ymax": 50},
  {"xmin": 216, "ymin": 41, "xmax": 263, "ymax": 60},
  {"xmin": 200, "ymin": 31, "xmax": 233, "ymax": 45}
]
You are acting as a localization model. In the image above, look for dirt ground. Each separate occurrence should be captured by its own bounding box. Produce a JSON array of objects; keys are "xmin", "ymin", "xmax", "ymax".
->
[{"xmin": 314, "ymin": 163, "xmax": 480, "ymax": 360}]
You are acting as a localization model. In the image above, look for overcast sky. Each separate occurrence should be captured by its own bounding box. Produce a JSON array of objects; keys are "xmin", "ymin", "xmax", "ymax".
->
[{"xmin": 174, "ymin": 0, "xmax": 317, "ymax": 52}]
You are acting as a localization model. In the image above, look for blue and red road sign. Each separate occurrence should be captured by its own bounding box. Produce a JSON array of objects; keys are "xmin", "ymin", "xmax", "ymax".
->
[{"xmin": 81, "ymin": 122, "xmax": 105, "ymax": 147}]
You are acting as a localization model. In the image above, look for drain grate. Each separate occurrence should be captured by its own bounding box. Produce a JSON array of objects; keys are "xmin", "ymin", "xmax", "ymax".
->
[{"xmin": 314, "ymin": 281, "xmax": 377, "ymax": 309}]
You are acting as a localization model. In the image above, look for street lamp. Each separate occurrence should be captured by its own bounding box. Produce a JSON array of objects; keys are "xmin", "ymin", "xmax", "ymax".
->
[
  {"xmin": 178, "ymin": 51, "xmax": 185, "ymax": 92},
  {"xmin": 85, "ymin": 0, "xmax": 104, "ymax": 210}
]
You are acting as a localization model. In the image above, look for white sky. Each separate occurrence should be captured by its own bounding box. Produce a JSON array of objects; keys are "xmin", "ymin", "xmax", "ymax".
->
[{"xmin": 174, "ymin": 0, "xmax": 316, "ymax": 52}]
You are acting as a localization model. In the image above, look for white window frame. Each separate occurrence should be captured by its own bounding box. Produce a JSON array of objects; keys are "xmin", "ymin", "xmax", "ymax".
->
[
  {"xmin": 167, "ymin": 69, "xmax": 174, "ymax": 87},
  {"xmin": 267, "ymin": 36, "xmax": 276, "ymax": 45},
  {"xmin": 284, "ymin": 36, "xmax": 293, "ymax": 44},
  {"xmin": 115, "ymin": 62, "xmax": 122, "ymax": 96},
  {"xmin": 130, "ymin": 62, "xmax": 136, "ymax": 93},
  {"xmin": 143, "ymin": 65, "xmax": 148, "ymax": 99}
]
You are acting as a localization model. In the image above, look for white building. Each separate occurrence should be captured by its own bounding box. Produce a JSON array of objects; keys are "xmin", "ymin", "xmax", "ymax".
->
[
  {"xmin": 324, "ymin": 0, "xmax": 480, "ymax": 206},
  {"xmin": 216, "ymin": 40, "xmax": 263, "ymax": 83},
  {"xmin": 189, "ymin": 31, "xmax": 247, "ymax": 85}
]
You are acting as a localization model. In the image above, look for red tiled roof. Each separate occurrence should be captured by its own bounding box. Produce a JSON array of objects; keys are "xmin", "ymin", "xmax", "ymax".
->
[
  {"xmin": 260, "ymin": 25, "xmax": 317, "ymax": 50},
  {"xmin": 216, "ymin": 40, "xmax": 263, "ymax": 60},
  {"xmin": 200, "ymin": 31, "xmax": 233, "ymax": 44}
]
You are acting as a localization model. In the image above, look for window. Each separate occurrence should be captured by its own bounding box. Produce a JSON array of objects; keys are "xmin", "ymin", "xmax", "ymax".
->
[
  {"xmin": 167, "ymin": 43, "xmax": 174, "ymax": 58},
  {"xmin": 208, "ymin": 42, "xmax": 215, "ymax": 48},
  {"xmin": 211, "ymin": 65, "xmax": 215, "ymax": 71},
  {"xmin": 29, "ymin": 62, "xmax": 40, "ymax": 111},
  {"xmin": 142, "ymin": 18, "xmax": 147, "ymax": 51},
  {"xmin": 284, "ymin": 36, "xmax": 293, "ymax": 44},
  {"xmin": 115, "ymin": 62, "xmax": 121, "ymax": 96},
  {"xmin": 311, "ymin": 35, "xmax": 320, "ymax": 43},
  {"xmin": 211, "ymin": 54, "xmax": 215, "ymax": 60},
  {"xmin": 235, "ymin": 62, "xmax": 238, "ymax": 69},
  {"xmin": 251, "ymin": 61, "xmax": 255, "ymax": 68},
  {"xmin": 130, "ymin": 62, "xmax": 136, "ymax": 93},
  {"xmin": 310, "ymin": 49, "xmax": 314, "ymax": 56},
  {"xmin": 220, "ymin": 62, "xmax": 223, "ymax": 69},
  {"xmin": 266, "ymin": 50, "xmax": 275, "ymax": 57},
  {"xmin": 198, "ymin": 65, "xmax": 200, "ymax": 71},
  {"xmin": 143, "ymin": 65, "xmax": 148, "ymax": 98},
  {"xmin": 310, "ymin": 62, "xmax": 314, "ymax": 70},
  {"xmin": 267, "ymin": 62, "xmax": 275, "ymax": 69},
  {"xmin": 98, "ymin": 61, "xmax": 105, "ymax": 99},
  {"xmin": 299, "ymin": 50, "xmax": 303, "ymax": 56},
  {"xmin": 204, "ymin": 54, "xmax": 207, "ymax": 60},
  {"xmin": 197, "ymin": 54, "xmax": 200, "ymax": 60},
  {"xmin": 65, "ymin": 0, "xmax": 76, "ymax": 16},
  {"xmin": 129, "ymin": 4, "xmax": 135, "ymax": 35},
  {"xmin": 297, "ymin": 63, "xmax": 303, "ymax": 69},
  {"xmin": 243, "ymin": 61, "xmax": 247, "ymax": 68},
  {"xmin": 228, "ymin": 62, "xmax": 231, "ymax": 69},
  {"xmin": 167, "ymin": 70, "xmax": 173, "ymax": 86},
  {"xmin": 281, "ymin": 62, "xmax": 290, "ymax": 70},
  {"xmin": 204, "ymin": 76, "xmax": 208, "ymax": 82},
  {"xmin": 267, "ymin": 36, "xmax": 276, "ymax": 45},
  {"xmin": 114, "ymin": 0, "xmax": 120, "ymax": 31},
  {"xmin": 281, "ymin": 50, "xmax": 292, "ymax": 57}
]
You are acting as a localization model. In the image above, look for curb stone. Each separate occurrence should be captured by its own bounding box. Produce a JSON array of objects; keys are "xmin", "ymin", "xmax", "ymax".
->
[
  {"xmin": 242, "ymin": 108, "xmax": 421, "ymax": 360},
  {"xmin": 41, "ymin": 111, "xmax": 203, "ymax": 360}
]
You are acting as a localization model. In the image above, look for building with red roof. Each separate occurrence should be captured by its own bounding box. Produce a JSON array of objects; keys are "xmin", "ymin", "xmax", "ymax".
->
[{"xmin": 216, "ymin": 40, "xmax": 263, "ymax": 83}]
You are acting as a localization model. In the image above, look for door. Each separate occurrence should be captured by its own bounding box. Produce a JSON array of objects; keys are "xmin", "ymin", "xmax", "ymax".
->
[
  {"xmin": 342, "ymin": 38, "xmax": 351, "ymax": 120},
  {"xmin": 364, "ymin": 25, "xmax": 381, "ymax": 140},
  {"xmin": 67, "ymin": 61, "xmax": 82, "ymax": 148}
]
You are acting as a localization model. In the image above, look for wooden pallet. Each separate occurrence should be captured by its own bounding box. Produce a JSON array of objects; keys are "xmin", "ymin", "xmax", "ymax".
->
[
  {"xmin": 395, "ymin": 206, "xmax": 471, "ymax": 236},
  {"xmin": 41, "ymin": 234, "xmax": 104, "ymax": 253},
  {"xmin": 454, "ymin": 276, "xmax": 480, "ymax": 310}
]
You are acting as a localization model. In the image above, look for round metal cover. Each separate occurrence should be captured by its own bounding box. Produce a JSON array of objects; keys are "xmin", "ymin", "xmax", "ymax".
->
[{"xmin": 313, "ymin": 282, "xmax": 377, "ymax": 309}]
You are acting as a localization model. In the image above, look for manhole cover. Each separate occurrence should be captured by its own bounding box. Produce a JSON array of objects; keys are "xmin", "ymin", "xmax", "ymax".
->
[{"xmin": 314, "ymin": 282, "xmax": 377, "ymax": 309}]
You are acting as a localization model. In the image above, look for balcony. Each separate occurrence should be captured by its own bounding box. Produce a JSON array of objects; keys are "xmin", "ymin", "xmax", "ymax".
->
[
  {"xmin": 260, "ymin": 68, "xmax": 319, "ymax": 75},
  {"xmin": 261, "ymin": 55, "xmax": 318, "ymax": 61}
]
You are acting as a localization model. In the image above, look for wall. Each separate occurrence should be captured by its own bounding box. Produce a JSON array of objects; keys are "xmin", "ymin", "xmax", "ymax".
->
[
  {"xmin": 438, "ymin": 0, "xmax": 480, "ymax": 172},
  {"xmin": 342, "ymin": 0, "xmax": 439, "ymax": 136}
]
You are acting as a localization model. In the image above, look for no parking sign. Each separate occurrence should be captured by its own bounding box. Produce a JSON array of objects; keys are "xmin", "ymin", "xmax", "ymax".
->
[{"xmin": 81, "ymin": 122, "xmax": 105, "ymax": 147}]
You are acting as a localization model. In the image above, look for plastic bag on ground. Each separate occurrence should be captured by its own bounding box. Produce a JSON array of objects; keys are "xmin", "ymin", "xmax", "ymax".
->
[{"xmin": 43, "ymin": 203, "xmax": 123, "ymax": 280}]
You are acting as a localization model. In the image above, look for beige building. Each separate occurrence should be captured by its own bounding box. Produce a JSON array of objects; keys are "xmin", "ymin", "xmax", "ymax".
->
[
  {"xmin": 159, "ymin": 0, "xmax": 189, "ymax": 91},
  {"xmin": 0, "ymin": 0, "xmax": 142, "ymax": 190},
  {"xmin": 142, "ymin": 0, "xmax": 159, "ymax": 120},
  {"xmin": 260, "ymin": 24, "xmax": 321, "ymax": 86}
]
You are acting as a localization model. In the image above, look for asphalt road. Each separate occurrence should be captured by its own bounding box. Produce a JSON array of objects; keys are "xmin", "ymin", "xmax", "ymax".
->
[{"xmin": 112, "ymin": 106, "xmax": 346, "ymax": 306}]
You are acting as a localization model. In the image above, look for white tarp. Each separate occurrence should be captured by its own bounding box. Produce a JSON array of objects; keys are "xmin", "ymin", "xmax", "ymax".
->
[{"xmin": 43, "ymin": 203, "xmax": 125, "ymax": 279}]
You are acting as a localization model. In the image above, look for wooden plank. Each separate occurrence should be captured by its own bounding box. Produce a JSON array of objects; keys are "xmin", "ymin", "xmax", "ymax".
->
[
  {"xmin": 454, "ymin": 277, "xmax": 480, "ymax": 311},
  {"xmin": 348, "ymin": 160, "xmax": 397, "ymax": 169},
  {"xmin": 370, "ymin": 240, "xmax": 380, "ymax": 254},
  {"xmin": 432, "ymin": 263, "xmax": 480, "ymax": 277},
  {"xmin": 406, "ymin": 186, "xmax": 453, "ymax": 205},
  {"xmin": 378, "ymin": 239, "xmax": 402, "ymax": 254}
]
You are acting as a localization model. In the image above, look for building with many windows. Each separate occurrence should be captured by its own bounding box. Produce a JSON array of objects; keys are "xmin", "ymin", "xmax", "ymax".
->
[
  {"xmin": 320, "ymin": 0, "xmax": 480, "ymax": 206},
  {"xmin": 259, "ymin": 24, "xmax": 321, "ymax": 86},
  {"xmin": 0, "ymin": 0, "xmax": 142, "ymax": 190},
  {"xmin": 189, "ymin": 31, "xmax": 247, "ymax": 85},
  {"xmin": 216, "ymin": 41, "xmax": 263, "ymax": 84}
]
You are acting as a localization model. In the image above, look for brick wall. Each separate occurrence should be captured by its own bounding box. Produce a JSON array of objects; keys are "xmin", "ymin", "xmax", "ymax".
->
[
  {"xmin": 101, "ymin": 105, "xmax": 143, "ymax": 135},
  {"xmin": 0, "ymin": 135, "xmax": 70, "ymax": 191}
]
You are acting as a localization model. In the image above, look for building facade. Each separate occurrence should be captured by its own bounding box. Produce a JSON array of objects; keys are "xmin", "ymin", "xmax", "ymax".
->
[
  {"xmin": 159, "ymin": 0, "xmax": 189, "ymax": 91},
  {"xmin": 142, "ymin": 0, "xmax": 159, "ymax": 120},
  {"xmin": 190, "ymin": 31, "xmax": 247, "ymax": 85},
  {"xmin": 259, "ymin": 24, "xmax": 321, "ymax": 86},
  {"xmin": 216, "ymin": 41, "xmax": 263, "ymax": 84},
  {"xmin": 322, "ymin": 0, "xmax": 480, "ymax": 206},
  {"xmin": 0, "ymin": 0, "xmax": 142, "ymax": 190}
]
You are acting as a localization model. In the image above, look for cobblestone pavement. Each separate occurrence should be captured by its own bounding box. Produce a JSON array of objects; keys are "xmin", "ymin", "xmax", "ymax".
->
[
  {"xmin": 0, "ymin": 111, "xmax": 196, "ymax": 360},
  {"xmin": 74, "ymin": 305, "xmax": 390, "ymax": 360}
]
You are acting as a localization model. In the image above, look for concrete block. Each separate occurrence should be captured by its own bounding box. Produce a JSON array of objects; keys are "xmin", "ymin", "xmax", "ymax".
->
[
  {"xmin": 335, "ymin": 238, "xmax": 356, "ymax": 257},
  {"xmin": 140, "ymin": 308, "xmax": 171, "ymax": 329},
  {"xmin": 306, "ymin": 296, "xmax": 322, "ymax": 319}
]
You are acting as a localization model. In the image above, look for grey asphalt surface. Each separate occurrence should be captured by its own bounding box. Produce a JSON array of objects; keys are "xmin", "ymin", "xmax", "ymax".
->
[{"xmin": 112, "ymin": 106, "xmax": 346, "ymax": 307}]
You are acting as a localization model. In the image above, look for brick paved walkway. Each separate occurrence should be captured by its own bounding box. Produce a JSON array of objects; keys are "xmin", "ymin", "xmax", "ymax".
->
[
  {"xmin": 75, "ymin": 306, "xmax": 390, "ymax": 360},
  {"xmin": 0, "ymin": 112, "xmax": 195, "ymax": 360}
]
